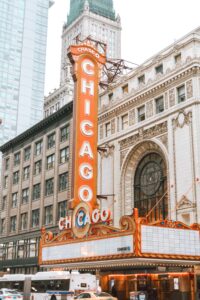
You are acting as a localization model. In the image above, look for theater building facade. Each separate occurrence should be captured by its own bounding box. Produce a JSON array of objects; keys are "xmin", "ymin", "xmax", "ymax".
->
[
  {"xmin": 98, "ymin": 27, "xmax": 200, "ymax": 227},
  {"xmin": 39, "ymin": 30, "xmax": 200, "ymax": 300},
  {"xmin": 2, "ymin": 27, "xmax": 200, "ymax": 299}
]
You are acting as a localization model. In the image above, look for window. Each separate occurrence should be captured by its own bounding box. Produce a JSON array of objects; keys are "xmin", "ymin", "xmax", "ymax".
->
[
  {"xmin": 24, "ymin": 146, "xmax": 31, "ymax": 161},
  {"xmin": 10, "ymin": 216, "xmax": 17, "ymax": 232},
  {"xmin": 14, "ymin": 152, "xmax": 20, "ymax": 166},
  {"xmin": 58, "ymin": 201, "xmax": 67, "ymax": 219},
  {"xmin": 105, "ymin": 122, "xmax": 111, "ymax": 137},
  {"xmin": 122, "ymin": 84, "xmax": 128, "ymax": 94},
  {"xmin": 31, "ymin": 209, "xmax": 39, "ymax": 228},
  {"xmin": 134, "ymin": 153, "xmax": 167, "ymax": 222},
  {"xmin": 34, "ymin": 160, "xmax": 42, "ymax": 175},
  {"xmin": 4, "ymin": 176, "xmax": 8, "ymax": 189},
  {"xmin": 60, "ymin": 125, "xmax": 70, "ymax": 142},
  {"xmin": 12, "ymin": 192, "xmax": 18, "ymax": 208},
  {"xmin": 35, "ymin": 140, "xmax": 43, "ymax": 156},
  {"xmin": 138, "ymin": 105, "xmax": 145, "ymax": 122},
  {"xmin": 5, "ymin": 158, "xmax": 9, "ymax": 170},
  {"xmin": 138, "ymin": 74, "xmax": 145, "ymax": 84},
  {"xmin": 155, "ymin": 64, "xmax": 163, "ymax": 74},
  {"xmin": 2, "ymin": 196, "xmax": 6, "ymax": 210},
  {"xmin": 47, "ymin": 132, "xmax": 55, "ymax": 149},
  {"xmin": 32, "ymin": 183, "xmax": 41, "ymax": 200},
  {"xmin": 17, "ymin": 240, "xmax": 25, "ymax": 259},
  {"xmin": 175, "ymin": 53, "xmax": 181, "ymax": 64},
  {"xmin": 60, "ymin": 147, "xmax": 69, "ymax": 164},
  {"xmin": 46, "ymin": 154, "xmax": 55, "ymax": 170},
  {"xmin": 121, "ymin": 114, "xmax": 128, "ymax": 130},
  {"xmin": 45, "ymin": 178, "xmax": 54, "ymax": 196},
  {"xmin": 155, "ymin": 96, "xmax": 164, "ymax": 114},
  {"xmin": 177, "ymin": 85, "xmax": 185, "ymax": 103},
  {"xmin": 0, "ymin": 219, "xmax": 5, "ymax": 234},
  {"xmin": 23, "ymin": 166, "xmax": 30, "ymax": 180},
  {"xmin": 108, "ymin": 92, "xmax": 113, "ymax": 101},
  {"xmin": 22, "ymin": 188, "xmax": 29, "ymax": 204},
  {"xmin": 44, "ymin": 205, "xmax": 53, "ymax": 225},
  {"xmin": 20, "ymin": 213, "xmax": 28, "ymax": 230},
  {"xmin": 13, "ymin": 171, "xmax": 19, "ymax": 184},
  {"xmin": 59, "ymin": 172, "xmax": 69, "ymax": 192}
]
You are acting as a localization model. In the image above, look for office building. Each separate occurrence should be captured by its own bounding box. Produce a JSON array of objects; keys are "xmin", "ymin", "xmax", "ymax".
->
[{"xmin": 0, "ymin": 0, "xmax": 53, "ymax": 146}]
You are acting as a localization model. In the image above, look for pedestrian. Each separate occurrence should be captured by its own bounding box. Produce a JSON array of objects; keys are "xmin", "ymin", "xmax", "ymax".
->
[
  {"xmin": 97, "ymin": 285, "xmax": 102, "ymax": 294},
  {"xmin": 111, "ymin": 284, "xmax": 118, "ymax": 297}
]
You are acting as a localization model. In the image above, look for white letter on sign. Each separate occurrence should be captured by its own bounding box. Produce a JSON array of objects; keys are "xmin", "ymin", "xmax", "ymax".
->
[
  {"xmin": 79, "ymin": 163, "xmax": 93, "ymax": 180},
  {"xmin": 80, "ymin": 120, "xmax": 93, "ymax": 136},
  {"xmin": 82, "ymin": 59, "xmax": 94, "ymax": 75},
  {"xmin": 79, "ymin": 186, "xmax": 93, "ymax": 202},
  {"xmin": 84, "ymin": 99, "xmax": 91, "ymax": 116},
  {"xmin": 79, "ymin": 141, "xmax": 93, "ymax": 158},
  {"xmin": 81, "ymin": 79, "xmax": 94, "ymax": 96}
]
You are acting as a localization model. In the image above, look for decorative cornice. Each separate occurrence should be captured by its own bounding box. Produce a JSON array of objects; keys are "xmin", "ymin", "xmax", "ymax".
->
[
  {"xmin": 119, "ymin": 121, "xmax": 167, "ymax": 151},
  {"xmin": 98, "ymin": 62, "xmax": 200, "ymax": 123},
  {"xmin": 41, "ymin": 214, "xmax": 135, "ymax": 245}
]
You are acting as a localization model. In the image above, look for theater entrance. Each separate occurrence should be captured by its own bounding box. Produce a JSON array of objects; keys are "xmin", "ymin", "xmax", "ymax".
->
[{"xmin": 101, "ymin": 272, "xmax": 194, "ymax": 300}]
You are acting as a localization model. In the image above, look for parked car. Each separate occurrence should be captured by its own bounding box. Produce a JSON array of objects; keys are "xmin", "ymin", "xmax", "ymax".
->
[
  {"xmin": 0, "ymin": 289, "xmax": 23, "ymax": 299},
  {"xmin": 74, "ymin": 291, "xmax": 117, "ymax": 300}
]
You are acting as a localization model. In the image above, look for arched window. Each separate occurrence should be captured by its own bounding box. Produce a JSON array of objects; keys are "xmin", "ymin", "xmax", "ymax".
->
[{"xmin": 134, "ymin": 153, "xmax": 167, "ymax": 221}]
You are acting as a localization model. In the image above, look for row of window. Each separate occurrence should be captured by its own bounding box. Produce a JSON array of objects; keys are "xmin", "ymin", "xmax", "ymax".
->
[
  {"xmin": 0, "ymin": 238, "xmax": 40, "ymax": 260},
  {"xmin": 2, "ymin": 172, "xmax": 69, "ymax": 210},
  {"xmin": 5, "ymin": 125, "xmax": 70, "ymax": 170},
  {"xmin": 1, "ymin": 200, "xmax": 68, "ymax": 234},
  {"xmin": 108, "ymin": 53, "xmax": 182, "ymax": 101},
  {"xmin": 3, "ymin": 147, "xmax": 69, "ymax": 188},
  {"xmin": 105, "ymin": 84, "xmax": 186, "ymax": 137}
]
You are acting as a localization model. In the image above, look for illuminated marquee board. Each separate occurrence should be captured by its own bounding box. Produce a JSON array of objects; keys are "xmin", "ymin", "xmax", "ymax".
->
[
  {"xmin": 141, "ymin": 225, "xmax": 200, "ymax": 256},
  {"xmin": 42, "ymin": 235, "xmax": 133, "ymax": 262},
  {"xmin": 68, "ymin": 44, "xmax": 106, "ymax": 211}
]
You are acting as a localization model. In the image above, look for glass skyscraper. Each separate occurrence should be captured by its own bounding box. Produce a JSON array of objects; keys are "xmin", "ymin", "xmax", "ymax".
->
[{"xmin": 0, "ymin": 0, "xmax": 53, "ymax": 145}]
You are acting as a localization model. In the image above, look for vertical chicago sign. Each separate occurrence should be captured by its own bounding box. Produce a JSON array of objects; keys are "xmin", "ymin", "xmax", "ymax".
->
[{"xmin": 67, "ymin": 43, "xmax": 106, "ymax": 237}]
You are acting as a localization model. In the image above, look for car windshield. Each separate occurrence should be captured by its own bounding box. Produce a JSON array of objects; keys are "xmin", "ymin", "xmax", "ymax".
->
[
  {"xmin": 94, "ymin": 292, "xmax": 112, "ymax": 297},
  {"xmin": 3, "ymin": 290, "xmax": 20, "ymax": 295}
]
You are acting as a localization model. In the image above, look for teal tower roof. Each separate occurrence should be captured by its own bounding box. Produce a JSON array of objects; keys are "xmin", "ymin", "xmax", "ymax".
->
[{"xmin": 67, "ymin": 0, "xmax": 116, "ymax": 26}]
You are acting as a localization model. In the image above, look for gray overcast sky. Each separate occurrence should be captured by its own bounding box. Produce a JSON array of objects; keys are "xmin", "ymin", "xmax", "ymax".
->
[{"xmin": 44, "ymin": 0, "xmax": 200, "ymax": 95}]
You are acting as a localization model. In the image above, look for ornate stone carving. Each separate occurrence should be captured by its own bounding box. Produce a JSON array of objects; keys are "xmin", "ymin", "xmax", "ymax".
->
[
  {"xmin": 146, "ymin": 100, "xmax": 153, "ymax": 118},
  {"xmin": 117, "ymin": 117, "xmax": 120, "ymax": 132},
  {"xmin": 169, "ymin": 88, "xmax": 175, "ymax": 107},
  {"xmin": 111, "ymin": 118, "xmax": 116, "ymax": 134},
  {"xmin": 120, "ymin": 149, "xmax": 128, "ymax": 166},
  {"xmin": 99, "ymin": 124, "xmax": 103, "ymax": 139},
  {"xmin": 164, "ymin": 92, "xmax": 168, "ymax": 109},
  {"xmin": 157, "ymin": 134, "xmax": 168, "ymax": 149},
  {"xmin": 166, "ymin": 68, "xmax": 171, "ymax": 74},
  {"xmin": 177, "ymin": 195, "xmax": 195, "ymax": 210},
  {"xmin": 99, "ymin": 143, "xmax": 115, "ymax": 158},
  {"xmin": 186, "ymin": 79, "xmax": 193, "ymax": 99},
  {"xmin": 186, "ymin": 56, "xmax": 192, "ymax": 63},
  {"xmin": 120, "ymin": 121, "xmax": 167, "ymax": 150},
  {"xmin": 129, "ymin": 109, "xmax": 135, "ymax": 126},
  {"xmin": 172, "ymin": 110, "xmax": 192, "ymax": 130}
]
